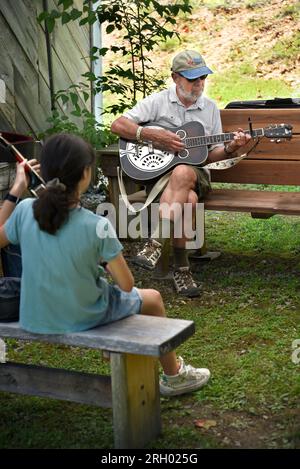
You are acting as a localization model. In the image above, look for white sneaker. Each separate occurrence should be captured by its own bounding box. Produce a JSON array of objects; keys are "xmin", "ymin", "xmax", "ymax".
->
[{"xmin": 160, "ymin": 356, "xmax": 211, "ymax": 397}]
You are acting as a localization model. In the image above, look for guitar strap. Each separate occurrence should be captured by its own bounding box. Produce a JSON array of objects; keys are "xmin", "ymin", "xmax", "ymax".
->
[
  {"xmin": 117, "ymin": 148, "xmax": 252, "ymax": 214},
  {"xmin": 117, "ymin": 166, "xmax": 172, "ymax": 213}
]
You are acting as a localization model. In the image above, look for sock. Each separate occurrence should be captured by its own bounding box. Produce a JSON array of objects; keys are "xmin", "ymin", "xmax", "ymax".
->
[
  {"xmin": 173, "ymin": 246, "xmax": 189, "ymax": 268},
  {"xmin": 151, "ymin": 218, "xmax": 174, "ymax": 248}
]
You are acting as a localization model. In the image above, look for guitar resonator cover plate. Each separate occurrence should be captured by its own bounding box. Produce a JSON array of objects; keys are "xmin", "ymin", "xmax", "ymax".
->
[{"xmin": 122, "ymin": 142, "xmax": 174, "ymax": 172}]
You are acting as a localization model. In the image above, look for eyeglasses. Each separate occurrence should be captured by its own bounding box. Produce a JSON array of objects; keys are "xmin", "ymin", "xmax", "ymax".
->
[{"xmin": 186, "ymin": 75, "xmax": 208, "ymax": 82}]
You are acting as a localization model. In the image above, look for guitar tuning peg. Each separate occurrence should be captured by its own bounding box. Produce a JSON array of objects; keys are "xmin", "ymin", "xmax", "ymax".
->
[
  {"xmin": 276, "ymin": 139, "xmax": 281, "ymax": 143},
  {"xmin": 270, "ymin": 139, "xmax": 274, "ymax": 142}
]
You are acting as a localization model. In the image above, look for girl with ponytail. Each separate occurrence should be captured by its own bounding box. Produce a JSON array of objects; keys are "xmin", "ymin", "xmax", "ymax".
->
[{"xmin": 0, "ymin": 133, "xmax": 210, "ymax": 396}]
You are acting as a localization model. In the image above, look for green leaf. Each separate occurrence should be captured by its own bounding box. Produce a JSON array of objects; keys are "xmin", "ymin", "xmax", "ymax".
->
[
  {"xmin": 58, "ymin": 0, "xmax": 74, "ymax": 9},
  {"xmin": 106, "ymin": 24, "xmax": 115, "ymax": 34},
  {"xmin": 61, "ymin": 12, "xmax": 70, "ymax": 25},
  {"xmin": 71, "ymin": 108, "xmax": 82, "ymax": 117},
  {"xmin": 46, "ymin": 17, "xmax": 55, "ymax": 33},
  {"xmin": 82, "ymin": 71, "xmax": 97, "ymax": 81},
  {"xmin": 70, "ymin": 8, "xmax": 82, "ymax": 21},
  {"xmin": 83, "ymin": 91, "xmax": 90, "ymax": 102},
  {"xmin": 37, "ymin": 12, "xmax": 48, "ymax": 23},
  {"xmin": 98, "ymin": 47, "xmax": 109, "ymax": 56},
  {"xmin": 79, "ymin": 17, "xmax": 89, "ymax": 26},
  {"xmin": 70, "ymin": 92, "xmax": 79, "ymax": 106},
  {"xmin": 60, "ymin": 94, "xmax": 69, "ymax": 105},
  {"xmin": 50, "ymin": 9, "xmax": 61, "ymax": 19}
]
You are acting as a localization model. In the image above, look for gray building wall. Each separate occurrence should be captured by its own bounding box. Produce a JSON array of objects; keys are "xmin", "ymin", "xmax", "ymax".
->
[{"xmin": 0, "ymin": 0, "xmax": 92, "ymax": 137}]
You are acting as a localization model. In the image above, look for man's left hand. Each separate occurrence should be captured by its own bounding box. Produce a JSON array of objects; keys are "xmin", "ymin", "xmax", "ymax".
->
[{"xmin": 227, "ymin": 127, "xmax": 252, "ymax": 153}]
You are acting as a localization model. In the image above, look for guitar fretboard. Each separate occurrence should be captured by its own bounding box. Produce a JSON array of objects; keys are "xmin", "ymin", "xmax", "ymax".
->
[{"xmin": 185, "ymin": 128, "xmax": 264, "ymax": 148}]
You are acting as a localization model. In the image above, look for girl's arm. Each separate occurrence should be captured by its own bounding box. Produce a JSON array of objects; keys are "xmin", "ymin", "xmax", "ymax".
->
[
  {"xmin": 0, "ymin": 159, "xmax": 40, "ymax": 227},
  {"xmin": 0, "ymin": 162, "xmax": 25, "ymax": 247},
  {"xmin": 0, "ymin": 226, "xmax": 10, "ymax": 248},
  {"xmin": 106, "ymin": 253, "xmax": 134, "ymax": 292},
  {"xmin": 0, "ymin": 161, "xmax": 27, "ymax": 227},
  {"xmin": 0, "ymin": 159, "xmax": 39, "ymax": 248}
]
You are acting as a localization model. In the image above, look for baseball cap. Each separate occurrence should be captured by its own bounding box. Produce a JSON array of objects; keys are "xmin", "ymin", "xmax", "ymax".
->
[{"xmin": 171, "ymin": 50, "xmax": 213, "ymax": 79}]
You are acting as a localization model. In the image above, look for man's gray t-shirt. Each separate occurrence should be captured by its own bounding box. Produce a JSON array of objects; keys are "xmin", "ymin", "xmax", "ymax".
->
[{"xmin": 124, "ymin": 83, "xmax": 223, "ymax": 151}]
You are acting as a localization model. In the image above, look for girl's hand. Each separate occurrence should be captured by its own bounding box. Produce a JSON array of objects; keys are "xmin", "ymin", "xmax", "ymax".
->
[
  {"xmin": 10, "ymin": 161, "xmax": 29, "ymax": 197},
  {"xmin": 27, "ymin": 159, "xmax": 41, "ymax": 176}
]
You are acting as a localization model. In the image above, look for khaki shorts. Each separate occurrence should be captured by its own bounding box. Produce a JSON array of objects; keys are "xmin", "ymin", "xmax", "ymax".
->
[{"xmin": 145, "ymin": 166, "xmax": 211, "ymax": 202}]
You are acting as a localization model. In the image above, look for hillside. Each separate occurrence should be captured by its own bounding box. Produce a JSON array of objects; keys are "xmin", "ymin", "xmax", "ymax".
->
[{"xmin": 103, "ymin": 0, "xmax": 299, "ymax": 109}]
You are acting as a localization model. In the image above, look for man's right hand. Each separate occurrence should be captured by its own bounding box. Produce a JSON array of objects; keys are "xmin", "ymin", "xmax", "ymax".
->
[
  {"xmin": 143, "ymin": 128, "xmax": 185, "ymax": 153},
  {"xmin": 111, "ymin": 116, "xmax": 185, "ymax": 153}
]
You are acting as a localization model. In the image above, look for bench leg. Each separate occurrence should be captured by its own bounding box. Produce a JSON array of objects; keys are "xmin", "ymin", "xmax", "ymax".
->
[{"xmin": 110, "ymin": 352, "xmax": 161, "ymax": 449}]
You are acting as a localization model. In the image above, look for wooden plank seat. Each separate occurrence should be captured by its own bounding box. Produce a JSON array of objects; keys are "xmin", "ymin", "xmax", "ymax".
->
[
  {"xmin": 0, "ymin": 315, "xmax": 194, "ymax": 448},
  {"xmin": 204, "ymin": 189, "xmax": 300, "ymax": 216},
  {"xmin": 127, "ymin": 188, "xmax": 300, "ymax": 217}
]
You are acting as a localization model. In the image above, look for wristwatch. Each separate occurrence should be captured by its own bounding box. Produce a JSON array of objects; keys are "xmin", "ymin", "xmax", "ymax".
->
[{"xmin": 4, "ymin": 192, "xmax": 20, "ymax": 204}]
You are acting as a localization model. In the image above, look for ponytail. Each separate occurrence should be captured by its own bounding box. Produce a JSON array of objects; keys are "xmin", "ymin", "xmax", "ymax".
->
[
  {"xmin": 33, "ymin": 133, "xmax": 95, "ymax": 235},
  {"xmin": 33, "ymin": 180, "xmax": 71, "ymax": 235}
]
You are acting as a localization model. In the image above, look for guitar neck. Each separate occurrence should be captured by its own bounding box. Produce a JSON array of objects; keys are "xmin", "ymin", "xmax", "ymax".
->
[
  {"xmin": 0, "ymin": 135, "xmax": 46, "ymax": 196},
  {"xmin": 185, "ymin": 128, "xmax": 264, "ymax": 148}
]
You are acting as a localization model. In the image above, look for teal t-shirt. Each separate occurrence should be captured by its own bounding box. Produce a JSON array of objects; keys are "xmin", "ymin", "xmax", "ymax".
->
[{"xmin": 4, "ymin": 198, "xmax": 123, "ymax": 333}]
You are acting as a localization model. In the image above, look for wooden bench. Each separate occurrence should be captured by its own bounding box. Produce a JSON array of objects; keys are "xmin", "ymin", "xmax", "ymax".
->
[
  {"xmin": 207, "ymin": 108, "xmax": 300, "ymax": 217},
  {"xmin": 98, "ymin": 108, "xmax": 300, "ymax": 261},
  {"xmin": 0, "ymin": 315, "xmax": 194, "ymax": 449}
]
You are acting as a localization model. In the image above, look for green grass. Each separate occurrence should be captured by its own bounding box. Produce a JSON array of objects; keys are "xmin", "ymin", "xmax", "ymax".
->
[
  {"xmin": 271, "ymin": 32, "xmax": 300, "ymax": 62},
  {"xmin": 1, "ymin": 210, "xmax": 299, "ymax": 449},
  {"xmin": 207, "ymin": 71, "xmax": 293, "ymax": 109},
  {"xmin": 157, "ymin": 212, "xmax": 300, "ymax": 448},
  {"xmin": 191, "ymin": 0, "xmax": 269, "ymax": 10},
  {"xmin": 276, "ymin": 4, "xmax": 300, "ymax": 19}
]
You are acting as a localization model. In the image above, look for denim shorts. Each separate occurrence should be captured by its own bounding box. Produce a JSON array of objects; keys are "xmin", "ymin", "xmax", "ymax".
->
[
  {"xmin": 1, "ymin": 244, "xmax": 22, "ymax": 277},
  {"xmin": 97, "ymin": 283, "xmax": 142, "ymax": 326}
]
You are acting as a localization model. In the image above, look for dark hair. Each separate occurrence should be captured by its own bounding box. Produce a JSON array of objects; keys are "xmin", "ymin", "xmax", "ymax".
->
[{"xmin": 33, "ymin": 133, "xmax": 95, "ymax": 234}]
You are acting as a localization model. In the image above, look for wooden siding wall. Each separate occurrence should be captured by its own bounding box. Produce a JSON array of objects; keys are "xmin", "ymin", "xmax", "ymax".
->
[{"xmin": 0, "ymin": 0, "xmax": 91, "ymax": 136}]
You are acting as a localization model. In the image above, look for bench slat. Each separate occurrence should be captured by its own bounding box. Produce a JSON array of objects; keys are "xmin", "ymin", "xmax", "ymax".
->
[
  {"xmin": 211, "ymin": 160, "xmax": 300, "ymax": 185},
  {"xmin": 241, "ymin": 135, "xmax": 300, "ymax": 161},
  {"xmin": 0, "ymin": 315, "xmax": 195, "ymax": 357},
  {"xmin": 0, "ymin": 362, "xmax": 112, "ymax": 407},
  {"xmin": 220, "ymin": 108, "xmax": 300, "ymax": 133},
  {"xmin": 127, "ymin": 188, "xmax": 300, "ymax": 215},
  {"xmin": 205, "ymin": 189, "xmax": 300, "ymax": 215}
]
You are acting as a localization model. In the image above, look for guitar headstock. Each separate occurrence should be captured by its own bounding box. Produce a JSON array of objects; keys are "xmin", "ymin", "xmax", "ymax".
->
[{"xmin": 264, "ymin": 124, "xmax": 293, "ymax": 139}]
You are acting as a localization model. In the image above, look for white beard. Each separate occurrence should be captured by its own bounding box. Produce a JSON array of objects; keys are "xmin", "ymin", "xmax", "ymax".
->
[{"xmin": 178, "ymin": 83, "xmax": 203, "ymax": 104}]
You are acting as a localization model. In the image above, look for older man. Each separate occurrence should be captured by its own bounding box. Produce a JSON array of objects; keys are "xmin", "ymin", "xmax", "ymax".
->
[{"xmin": 111, "ymin": 50, "xmax": 251, "ymax": 297}]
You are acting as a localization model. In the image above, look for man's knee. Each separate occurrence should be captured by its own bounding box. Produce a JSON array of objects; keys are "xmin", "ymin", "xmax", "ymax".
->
[{"xmin": 170, "ymin": 165, "xmax": 197, "ymax": 189}]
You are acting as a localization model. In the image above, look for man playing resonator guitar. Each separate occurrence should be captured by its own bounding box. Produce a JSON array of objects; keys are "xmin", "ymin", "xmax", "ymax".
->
[{"xmin": 111, "ymin": 50, "xmax": 251, "ymax": 297}]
